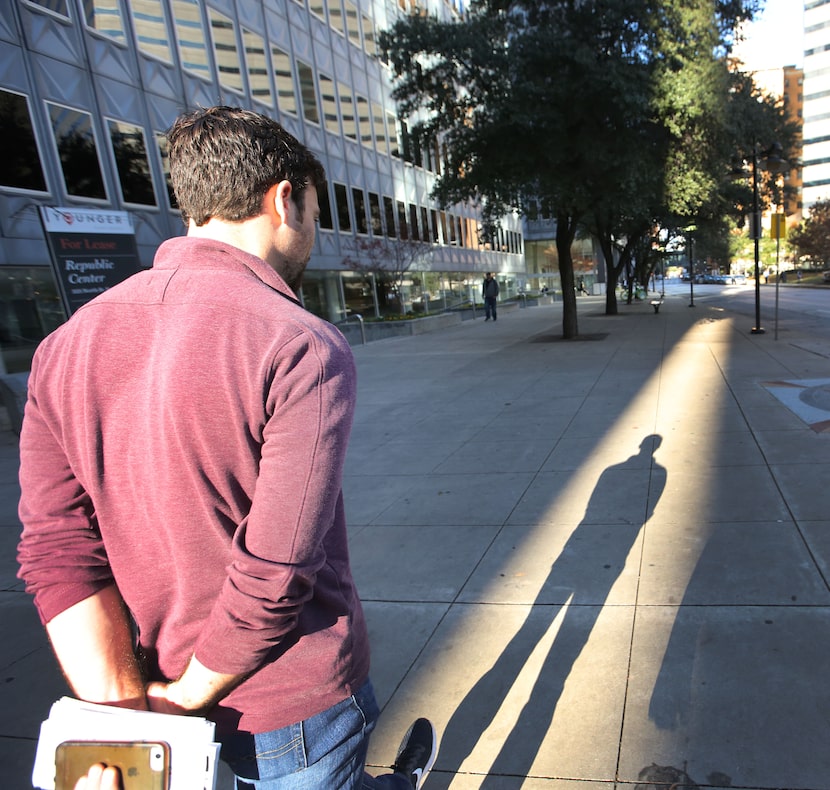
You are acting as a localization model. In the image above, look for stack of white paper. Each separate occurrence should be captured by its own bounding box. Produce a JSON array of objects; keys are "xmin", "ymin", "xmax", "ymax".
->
[{"xmin": 32, "ymin": 697, "xmax": 220, "ymax": 790}]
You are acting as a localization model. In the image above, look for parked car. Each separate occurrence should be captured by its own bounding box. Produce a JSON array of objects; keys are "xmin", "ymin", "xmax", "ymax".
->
[{"xmin": 823, "ymin": 270, "xmax": 830, "ymax": 283}]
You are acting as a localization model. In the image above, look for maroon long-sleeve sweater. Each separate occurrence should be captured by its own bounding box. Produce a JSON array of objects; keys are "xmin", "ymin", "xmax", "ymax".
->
[{"xmin": 17, "ymin": 236, "xmax": 370, "ymax": 735}]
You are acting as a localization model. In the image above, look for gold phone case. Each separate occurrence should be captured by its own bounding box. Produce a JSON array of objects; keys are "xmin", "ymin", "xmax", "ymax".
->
[{"xmin": 54, "ymin": 740, "xmax": 170, "ymax": 790}]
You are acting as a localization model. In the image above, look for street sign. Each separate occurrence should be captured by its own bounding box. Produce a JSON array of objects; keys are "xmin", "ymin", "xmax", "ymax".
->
[
  {"xmin": 39, "ymin": 206, "xmax": 142, "ymax": 317},
  {"xmin": 770, "ymin": 213, "xmax": 787, "ymax": 239}
]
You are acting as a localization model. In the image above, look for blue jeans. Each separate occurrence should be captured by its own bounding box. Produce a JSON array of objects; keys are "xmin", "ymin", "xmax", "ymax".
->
[
  {"xmin": 220, "ymin": 679, "xmax": 411, "ymax": 789},
  {"xmin": 485, "ymin": 297, "xmax": 497, "ymax": 319}
]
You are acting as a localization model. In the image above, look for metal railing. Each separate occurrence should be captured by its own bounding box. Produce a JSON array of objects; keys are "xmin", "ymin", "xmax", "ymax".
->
[{"xmin": 339, "ymin": 313, "xmax": 366, "ymax": 345}]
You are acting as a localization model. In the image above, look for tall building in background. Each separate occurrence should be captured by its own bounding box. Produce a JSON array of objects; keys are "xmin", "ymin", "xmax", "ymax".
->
[
  {"xmin": 802, "ymin": 0, "xmax": 830, "ymax": 211},
  {"xmin": 0, "ymin": 0, "xmax": 526, "ymax": 373},
  {"xmin": 747, "ymin": 64, "xmax": 804, "ymax": 225},
  {"xmin": 782, "ymin": 65, "xmax": 804, "ymax": 224}
]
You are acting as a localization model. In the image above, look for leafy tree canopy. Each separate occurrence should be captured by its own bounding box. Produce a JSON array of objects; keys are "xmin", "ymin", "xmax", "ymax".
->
[
  {"xmin": 789, "ymin": 200, "xmax": 830, "ymax": 268},
  {"xmin": 379, "ymin": 0, "xmax": 784, "ymax": 332}
]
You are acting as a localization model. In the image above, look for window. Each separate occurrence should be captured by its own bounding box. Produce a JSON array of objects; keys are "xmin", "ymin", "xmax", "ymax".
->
[
  {"xmin": 420, "ymin": 137, "xmax": 433, "ymax": 172},
  {"xmin": 209, "ymin": 8, "xmax": 244, "ymax": 93},
  {"xmin": 334, "ymin": 183, "xmax": 351, "ymax": 232},
  {"xmin": 371, "ymin": 102, "xmax": 387, "ymax": 154},
  {"xmin": 171, "ymin": 0, "xmax": 210, "ymax": 78},
  {"xmin": 344, "ymin": 0, "xmax": 361, "ymax": 44},
  {"xmin": 309, "ymin": 0, "xmax": 325, "ymax": 20},
  {"xmin": 155, "ymin": 132, "xmax": 177, "ymax": 208},
  {"xmin": 411, "ymin": 128, "xmax": 423, "ymax": 167},
  {"xmin": 243, "ymin": 29, "xmax": 273, "ymax": 106},
  {"xmin": 298, "ymin": 61, "xmax": 319, "ymax": 124},
  {"xmin": 387, "ymin": 112, "xmax": 401, "ymax": 157},
  {"xmin": 272, "ymin": 47, "xmax": 297, "ymax": 115},
  {"xmin": 130, "ymin": 0, "xmax": 173, "ymax": 63},
  {"xmin": 458, "ymin": 217, "xmax": 467, "ymax": 247},
  {"xmin": 108, "ymin": 120, "xmax": 155, "ymax": 205},
  {"xmin": 408, "ymin": 204, "xmax": 420, "ymax": 240},
  {"xmin": 316, "ymin": 182, "xmax": 333, "ymax": 230},
  {"xmin": 83, "ymin": 0, "xmax": 127, "ymax": 42},
  {"xmin": 400, "ymin": 119, "xmax": 412, "ymax": 163},
  {"xmin": 23, "ymin": 0, "xmax": 68, "ymax": 16},
  {"xmin": 356, "ymin": 96, "xmax": 372, "ymax": 146},
  {"xmin": 362, "ymin": 13, "xmax": 376, "ymax": 56},
  {"xmin": 447, "ymin": 213, "xmax": 457, "ymax": 244},
  {"xmin": 383, "ymin": 196, "xmax": 396, "ymax": 237},
  {"xmin": 329, "ymin": 0, "xmax": 346, "ymax": 36},
  {"xmin": 339, "ymin": 83, "xmax": 357, "ymax": 140},
  {"xmin": 0, "ymin": 91, "xmax": 47, "ymax": 192},
  {"xmin": 420, "ymin": 207, "xmax": 429, "ymax": 242},
  {"xmin": 47, "ymin": 103, "xmax": 106, "ymax": 200},
  {"xmin": 467, "ymin": 218, "xmax": 478, "ymax": 248},
  {"xmin": 0, "ymin": 266, "xmax": 65, "ymax": 373},
  {"xmin": 319, "ymin": 74, "xmax": 339, "ymax": 134},
  {"xmin": 352, "ymin": 188, "xmax": 368, "ymax": 234},
  {"xmin": 430, "ymin": 209, "xmax": 439, "ymax": 242},
  {"xmin": 397, "ymin": 201, "xmax": 408, "ymax": 239},
  {"xmin": 368, "ymin": 192, "xmax": 382, "ymax": 235}
]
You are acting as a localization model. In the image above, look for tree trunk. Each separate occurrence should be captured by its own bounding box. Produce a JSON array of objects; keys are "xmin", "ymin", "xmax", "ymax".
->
[
  {"xmin": 598, "ymin": 234, "xmax": 619, "ymax": 316},
  {"xmin": 555, "ymin": 211, "xmax": 579, "ymax": 339}
]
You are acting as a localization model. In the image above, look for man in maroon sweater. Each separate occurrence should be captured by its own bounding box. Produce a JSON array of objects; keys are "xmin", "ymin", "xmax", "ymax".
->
[{"xmin": 17, "ymin": 106, "xmax": 436, "ymax": 789}]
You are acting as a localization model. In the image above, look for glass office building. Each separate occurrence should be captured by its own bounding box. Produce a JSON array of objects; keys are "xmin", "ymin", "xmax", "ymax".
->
[
  {"xmin": 803, "ymin": 0, "xmax": 828, "ymax": 211},
  {"xmin": 0, "ymin": 0, "xmax": 525, "ymax": 372}
]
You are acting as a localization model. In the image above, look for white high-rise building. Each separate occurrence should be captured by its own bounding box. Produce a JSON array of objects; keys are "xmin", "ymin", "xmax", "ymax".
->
[{"xmin": 803, "ymin": 0, "xmax": 830, "ymax": 210}]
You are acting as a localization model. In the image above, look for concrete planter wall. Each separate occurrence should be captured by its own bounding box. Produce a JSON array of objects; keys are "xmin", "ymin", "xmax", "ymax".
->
[
  {"xmin": 336, "ymin": 299, "xmax": 541, "ymax": 346},
  {"xmin": 337, "ymin": 311, "xmax": 462, "ymax": 345}
]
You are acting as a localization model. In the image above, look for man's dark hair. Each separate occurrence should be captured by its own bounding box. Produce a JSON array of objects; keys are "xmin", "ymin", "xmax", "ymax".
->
[{"xmin": 166, "ymin": 106, "xmax": 326, "ymax": 226}]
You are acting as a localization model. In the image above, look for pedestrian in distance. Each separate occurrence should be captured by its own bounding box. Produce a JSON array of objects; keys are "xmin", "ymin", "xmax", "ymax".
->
[
  {"xmin": 483, "ymin": 271, "xmax": 500, "ymax": 321},
  {"xmin": 577, "ymin": 276, "xmax": 589, "ymax": 296},
  {"xmin": 17, "ymin": 106, "xmax": 437, "ymax": 790}
]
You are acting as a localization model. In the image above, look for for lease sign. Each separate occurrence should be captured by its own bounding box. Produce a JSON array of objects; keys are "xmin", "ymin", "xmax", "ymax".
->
[{"xmin": 39, "ymin": 206, "xmax": 141, "ymax": 316}]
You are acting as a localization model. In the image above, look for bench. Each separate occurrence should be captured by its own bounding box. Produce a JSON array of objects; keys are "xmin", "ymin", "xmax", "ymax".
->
[{"xmin": 650, "ymin": 299, "xmax": 663, "ymax": 314}]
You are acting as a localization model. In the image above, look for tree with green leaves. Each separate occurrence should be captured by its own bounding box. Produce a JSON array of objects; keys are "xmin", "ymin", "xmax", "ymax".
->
[
  {"xmin": 381, "ymin": 0, "xmax": 770, "ymax": 336},
  {"xmin": 788, "ymin": 200, "xmax": 830, "ymax": 269}
]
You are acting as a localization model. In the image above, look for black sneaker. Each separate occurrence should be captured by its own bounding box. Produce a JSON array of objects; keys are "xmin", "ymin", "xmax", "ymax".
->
[{"xmin": 391, "ymin": 718, "xmax": 437, "ymax": 789}]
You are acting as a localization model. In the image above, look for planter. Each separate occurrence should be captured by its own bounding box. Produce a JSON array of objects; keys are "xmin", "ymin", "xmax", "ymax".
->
[{"xmin": 337, "ymin": 311, "xmax": 462, "ymax": 345}]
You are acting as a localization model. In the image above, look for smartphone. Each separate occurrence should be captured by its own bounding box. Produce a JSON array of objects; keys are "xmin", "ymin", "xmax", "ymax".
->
[{"xmin": 54, "ymin": 740, "xmax": 170, "ymax": 790}]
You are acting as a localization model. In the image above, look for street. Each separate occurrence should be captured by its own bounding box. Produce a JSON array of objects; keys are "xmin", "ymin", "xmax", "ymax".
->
[{"xmin": 660, "ymin": 279, "xmax": 830, "ymax": 340}]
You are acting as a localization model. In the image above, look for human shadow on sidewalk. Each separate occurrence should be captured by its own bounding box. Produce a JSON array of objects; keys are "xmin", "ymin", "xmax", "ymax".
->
[{"xmin": 434, "ymin": 434, "xmax": 666, "ymax": 786}]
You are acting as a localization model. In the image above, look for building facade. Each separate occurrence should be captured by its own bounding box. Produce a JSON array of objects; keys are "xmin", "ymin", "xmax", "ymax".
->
[
  {"xmin": 748, "ymin": 63, "xmax": 804, "ymax": 227},
  {"xmin": 0, "ymin": 0, "xmax": 526, "ymax": 373},
  {"xmin": 803, "ymin": 0, "xmax": 830, "ymax": 210},
  {"xmin": 782, "ymin": 64, "xmax": 805, "ymax": 224}
]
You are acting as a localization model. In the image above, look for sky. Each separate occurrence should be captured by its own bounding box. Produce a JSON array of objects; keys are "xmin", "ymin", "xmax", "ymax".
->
[{"xmin": 733, "ymin": 0, "xmax": 805, "ymax": 71}]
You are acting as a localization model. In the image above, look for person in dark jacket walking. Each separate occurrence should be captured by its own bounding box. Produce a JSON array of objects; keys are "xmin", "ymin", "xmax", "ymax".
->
[{"xmin": 483, "ymin": 272, "xmax": 500, "ymax": 321}]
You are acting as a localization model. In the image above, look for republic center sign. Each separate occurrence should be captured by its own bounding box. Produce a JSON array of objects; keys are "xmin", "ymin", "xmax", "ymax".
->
[{"xmin": 39, "ymin": 206, "xmax": 142, "ymax": 317}]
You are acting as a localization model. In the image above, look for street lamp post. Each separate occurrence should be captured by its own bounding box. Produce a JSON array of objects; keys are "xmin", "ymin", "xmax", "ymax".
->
[
  {"xmin": 688, "ymin": 231, "xmax": 695, "ymax": 307},
  {"xmin": 749, "ymin": 142, "xmax": 784, "ymax": 335},
  {"xmin": 750, "ymin": 146, "xmax": 764, "ymax": 334}
]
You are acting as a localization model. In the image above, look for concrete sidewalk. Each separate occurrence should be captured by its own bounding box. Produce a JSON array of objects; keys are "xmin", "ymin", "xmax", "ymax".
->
[{"xmin": 2, "ymin": 292, "xmax": 830, "ymax": 789}]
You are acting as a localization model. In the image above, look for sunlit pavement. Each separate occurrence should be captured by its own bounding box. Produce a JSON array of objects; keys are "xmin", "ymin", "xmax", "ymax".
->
[{"xmin": 2, "ymin": 289, "xmax": 830, "ymax": 789}]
